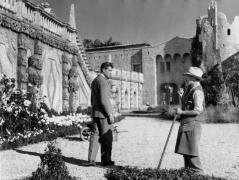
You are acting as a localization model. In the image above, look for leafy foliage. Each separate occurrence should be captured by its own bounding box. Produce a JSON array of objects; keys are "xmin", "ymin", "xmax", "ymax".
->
[
  {"xmin": 105, "ymin": 166, "xmax": 227, "ymax": 180},
  {"xmin": 201, "ymin": 64, "xmax": 226, "ymax": 106},
  {"xmin": 190, "ymin": 23, "xmax": 203, "ymax": 67},
  {"xmin": 0, "ymin": 75, "xmax": 46, "ymax": 139},
  {"xmin": 0, "ymin": 75, "xmax": 84, "ymax": 150},
  {"xmin": 0, "ymin": 125, "xmax": 79, "ymax": 150},
  {"xmin": 222, "ymin": 56, "xmax": 239, "ymax": 106},
  {"xmin": 83, "ymin": 37, "xmax": 122, "ymax": 48},
  {"xmin": 30, "ymin": 141, "xmax": 76, "ymax": 180}
]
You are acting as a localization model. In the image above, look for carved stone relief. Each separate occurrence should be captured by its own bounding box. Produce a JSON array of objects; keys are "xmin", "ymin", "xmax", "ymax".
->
[{"xmin": 0, "ymin": 29, "xmax": 17, "ymax": 78}]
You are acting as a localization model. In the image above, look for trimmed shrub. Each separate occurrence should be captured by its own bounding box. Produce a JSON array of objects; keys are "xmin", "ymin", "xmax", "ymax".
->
[
  {"xmin": 29, "ymin": 141, "xmax": 76, "ymax": 180},
  {"xmin": 105, "ymin": 166, "xmax": 227, "ymax": 180}
]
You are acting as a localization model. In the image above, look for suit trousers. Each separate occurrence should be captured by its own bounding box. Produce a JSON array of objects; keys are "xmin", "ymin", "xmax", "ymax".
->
[
  {"xmin": 183, "ymin": 155, "xmax": 203, "ymax": 174},
  {"xmin": 88, "ymin": 117, "xmax": 113, "ymax": 163}
]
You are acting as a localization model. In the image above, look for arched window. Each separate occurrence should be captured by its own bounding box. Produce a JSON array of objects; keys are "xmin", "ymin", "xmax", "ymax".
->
[
  {"xmin": 156, "ymin": 55, "xmax": 164, "ymax": 72},
  {"xmin": 173, "ymin": 53, "xmax": 181, "ymax": 61},
  {"xmin": 182, "ymin": 53, "xmax": 190, "ymax": 63},
  {"xmin": 164, "ymin": 54, "xmax": 172, "ymax": 72},
  {"xmin": 164, "ymin": 54, "xmax": 172, "ymax": 61}
]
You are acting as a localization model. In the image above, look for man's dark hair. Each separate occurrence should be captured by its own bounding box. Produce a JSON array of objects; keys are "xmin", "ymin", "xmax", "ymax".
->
[{"xmin": 100, "ymin": 62, "xmax": 114, "ymax": 72}]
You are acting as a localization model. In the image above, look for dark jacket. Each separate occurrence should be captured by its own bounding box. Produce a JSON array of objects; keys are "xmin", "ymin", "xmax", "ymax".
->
[
  {"xmin": 91, "ymin": 74, "xmax": 113, "ymax": 119},
  {"xmin": 175, "ymin": 85, "xmax": 204, "ymax": 156}
]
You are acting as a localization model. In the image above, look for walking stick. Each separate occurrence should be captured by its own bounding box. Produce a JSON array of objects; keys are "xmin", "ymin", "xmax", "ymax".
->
[{"xmin": 157, "ymin": 114, "xmax": 177, "ymax": 169}]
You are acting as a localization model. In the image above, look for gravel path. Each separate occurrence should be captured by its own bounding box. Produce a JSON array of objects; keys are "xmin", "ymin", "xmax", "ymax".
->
[{"xmin": 1, "ymin": 117, "xmax": 239, "ymax": 180}]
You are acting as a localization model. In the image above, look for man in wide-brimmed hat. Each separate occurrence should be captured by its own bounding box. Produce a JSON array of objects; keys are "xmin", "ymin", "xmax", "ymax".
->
[{"xmin": 174, "ymin": 66, "xmax": 204, "ymax": 174}]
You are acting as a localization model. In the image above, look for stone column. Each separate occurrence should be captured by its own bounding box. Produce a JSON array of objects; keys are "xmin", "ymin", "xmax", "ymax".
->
[
  {"xmin": 68, "ymin": 55, "xmax": 79, "ymax": 115},
  {"xmin": 17, "ymin": 34, "xmax": 28, "ymax": 90},
  {"xmin": 129, "ymin": 72, "xmax": 133, "ymax": 110},
  {"xmin": 62, "ymin": 52, "xmax": 70, "ymax": 112},
  {"xmin": 28, "ymin": 40, "xmax": 43, "ymax": 87}
]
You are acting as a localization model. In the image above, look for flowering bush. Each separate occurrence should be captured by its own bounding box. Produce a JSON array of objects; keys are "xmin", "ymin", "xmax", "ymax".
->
[
  {"xmin": 43, "ymin": 114, "xmax": 91, "ymax": 128},
  {"xmin": 0, "ymin": 75, "xmax": 92, "ymax": 150},
  {"xmin": 0, "ymin": 75, "xmax": 46, "ymax": 141}
]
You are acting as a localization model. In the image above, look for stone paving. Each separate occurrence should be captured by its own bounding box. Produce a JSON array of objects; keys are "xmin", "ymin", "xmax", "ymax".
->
[{"xmin": 1, "ymin": 116, "xmax": 239, "ymax": 180}]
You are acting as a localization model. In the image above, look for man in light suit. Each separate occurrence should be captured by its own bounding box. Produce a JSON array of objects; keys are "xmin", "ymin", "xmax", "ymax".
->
[
  {"xmin": 88, "ymin": 62, "xmax": 115, "ymax": 166},
  {"xmin": 174, "ymin": 66, "xmax": 205, "ymax": 174}
]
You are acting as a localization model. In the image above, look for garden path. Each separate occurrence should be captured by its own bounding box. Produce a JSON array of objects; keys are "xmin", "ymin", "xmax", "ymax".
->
[{"xmin": 1, "ymin": 116, "xmax": 239, "ymax": 180}]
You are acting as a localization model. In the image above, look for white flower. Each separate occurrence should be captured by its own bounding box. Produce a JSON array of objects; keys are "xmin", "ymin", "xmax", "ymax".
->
[
  {"xmin": 24, "ymin": 100, "xmax": 31, "ymax": 107},
  {"xmin": 6, "ymin": 106, "xmax": 12, "ymax": 112},
  {"xmin": 0, "ymin": 118, "xmax": 4, "ymax": 126},
  {"xmin": 21, "ymin": 89, "xmax": 27, "ymax": 95}
]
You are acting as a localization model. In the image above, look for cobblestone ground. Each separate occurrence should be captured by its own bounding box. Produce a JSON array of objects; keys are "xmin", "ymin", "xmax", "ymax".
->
[{"xmin": 1, "ymin": 116, "xmax": 239, "ymax": 180}]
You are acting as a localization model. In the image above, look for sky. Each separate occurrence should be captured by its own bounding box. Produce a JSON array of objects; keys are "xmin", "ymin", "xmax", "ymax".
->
[{"xmin": 30, "ymin": 0, "xmax": 239, "ymax": 45}]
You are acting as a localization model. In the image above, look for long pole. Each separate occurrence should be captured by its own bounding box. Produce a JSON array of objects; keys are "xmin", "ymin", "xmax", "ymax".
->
[{"xmin": 157, "ymin": 115, "xmax": 177, "ymax": 169}]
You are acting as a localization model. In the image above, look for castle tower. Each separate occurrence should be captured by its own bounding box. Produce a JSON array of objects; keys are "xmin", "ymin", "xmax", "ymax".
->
[{"xmin": 208, "ymin": 0, "xmax": 218, "ymax": 50}]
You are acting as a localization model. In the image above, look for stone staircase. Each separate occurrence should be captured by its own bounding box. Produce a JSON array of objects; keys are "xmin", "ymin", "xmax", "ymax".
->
[
  {"xmin": 76, "ymin": 35, "xmax": 96, "ymax": 85},
  {"xmin": 76, "ymin": 36, "xmax": 93, "ymax": 71}
]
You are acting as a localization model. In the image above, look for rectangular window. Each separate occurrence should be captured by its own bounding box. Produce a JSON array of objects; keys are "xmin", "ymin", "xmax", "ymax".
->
[
  {"xmin": 166, "ymin": 62, "xmax": 171, "ymax": 72},
  {"xmin": 132, "ymin": 64, "xmax": 141, "ymax": 72},
  {"xmin": 160, "ymin": 62, "xmax": 165, "ymax": 72},
  {"xmin": 227, "ymin": 29, "xmax": 231, "ymax": 35}
]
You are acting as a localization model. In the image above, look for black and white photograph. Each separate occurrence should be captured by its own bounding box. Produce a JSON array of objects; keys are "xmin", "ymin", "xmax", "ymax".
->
[{"xmin": 0, "ymin": 0, "xmax": 239, "ymax": 179}]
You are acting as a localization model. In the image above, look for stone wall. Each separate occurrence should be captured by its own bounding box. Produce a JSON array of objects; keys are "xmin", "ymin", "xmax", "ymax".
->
[
  {"xmin": 143, "ymin": 37, "xmax": 192, "ymax": 105},
  {"xmin": 0, "ymin": 0, "xmax": 91, "ymax": 112},
  {"xmin": 86, "ymin": 44, "xmax": 149, "ymax": 72},
  {"xmin": 40, "ymin": 43, "xmax": 64, "ymax": 112},
  {"xmin": 141, "ymin": 48, "xmax": 157, "ymax": 105},
  {"xmin": 0, "ymin": 28, "xmax": 18, "ymax": 79}
]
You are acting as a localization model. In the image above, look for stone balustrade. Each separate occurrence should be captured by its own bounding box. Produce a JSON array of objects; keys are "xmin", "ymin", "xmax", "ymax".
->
[
  {"xmin": 0, "ymin": 0, "xmax": 16, "ymax": 14},
  {"xmin": 0, "ymin": 0, "xmax": 76, "ymax": 42},
  {"xmin": 111, "ymin": 69, "xmax": 143, "ymax": 83}
]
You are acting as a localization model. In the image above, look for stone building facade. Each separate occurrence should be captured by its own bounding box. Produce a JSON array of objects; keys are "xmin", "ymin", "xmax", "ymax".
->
[
  {"xmin": 86, "ymin": 38, "xmax": 192, "ymax": 106},
  {"xmin": 110, "ymin": 70, "xmax": 143, "ymax": 110},
  {"xmin": 143, "ymin": 37, "xmax": 192, "ymax": 106},
  {"xmin": 86, "ymin": 45, "xmax": 144, "ymax": 110},
  {"xmin": 86, "ymin": 44, "xmax": 150, "ymax": 73},
  {"xmin": 0, "ymin": 0, "xmax": 92, "ymax": 112}
]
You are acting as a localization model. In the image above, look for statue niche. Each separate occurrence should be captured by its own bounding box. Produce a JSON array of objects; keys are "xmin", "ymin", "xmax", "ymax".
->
[
  {"xmin": 68, "ymin": 56, "xmax": 79, "ymax": 115},
  {"xmin": 27, "ymin": 55, "xmax": 43, "ymax": 87}
]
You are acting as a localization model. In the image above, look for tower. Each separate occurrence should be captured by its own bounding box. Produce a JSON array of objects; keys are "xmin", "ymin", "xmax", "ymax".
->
[{"xmin": 208, "ymin": 0, "xmax": 218, "ymax": 50}]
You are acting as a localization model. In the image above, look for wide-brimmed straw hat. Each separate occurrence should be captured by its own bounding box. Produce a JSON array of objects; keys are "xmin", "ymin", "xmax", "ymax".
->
[{"xmin": 183, "ymin": 66, "xmax": 203, "ymax": 80}]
